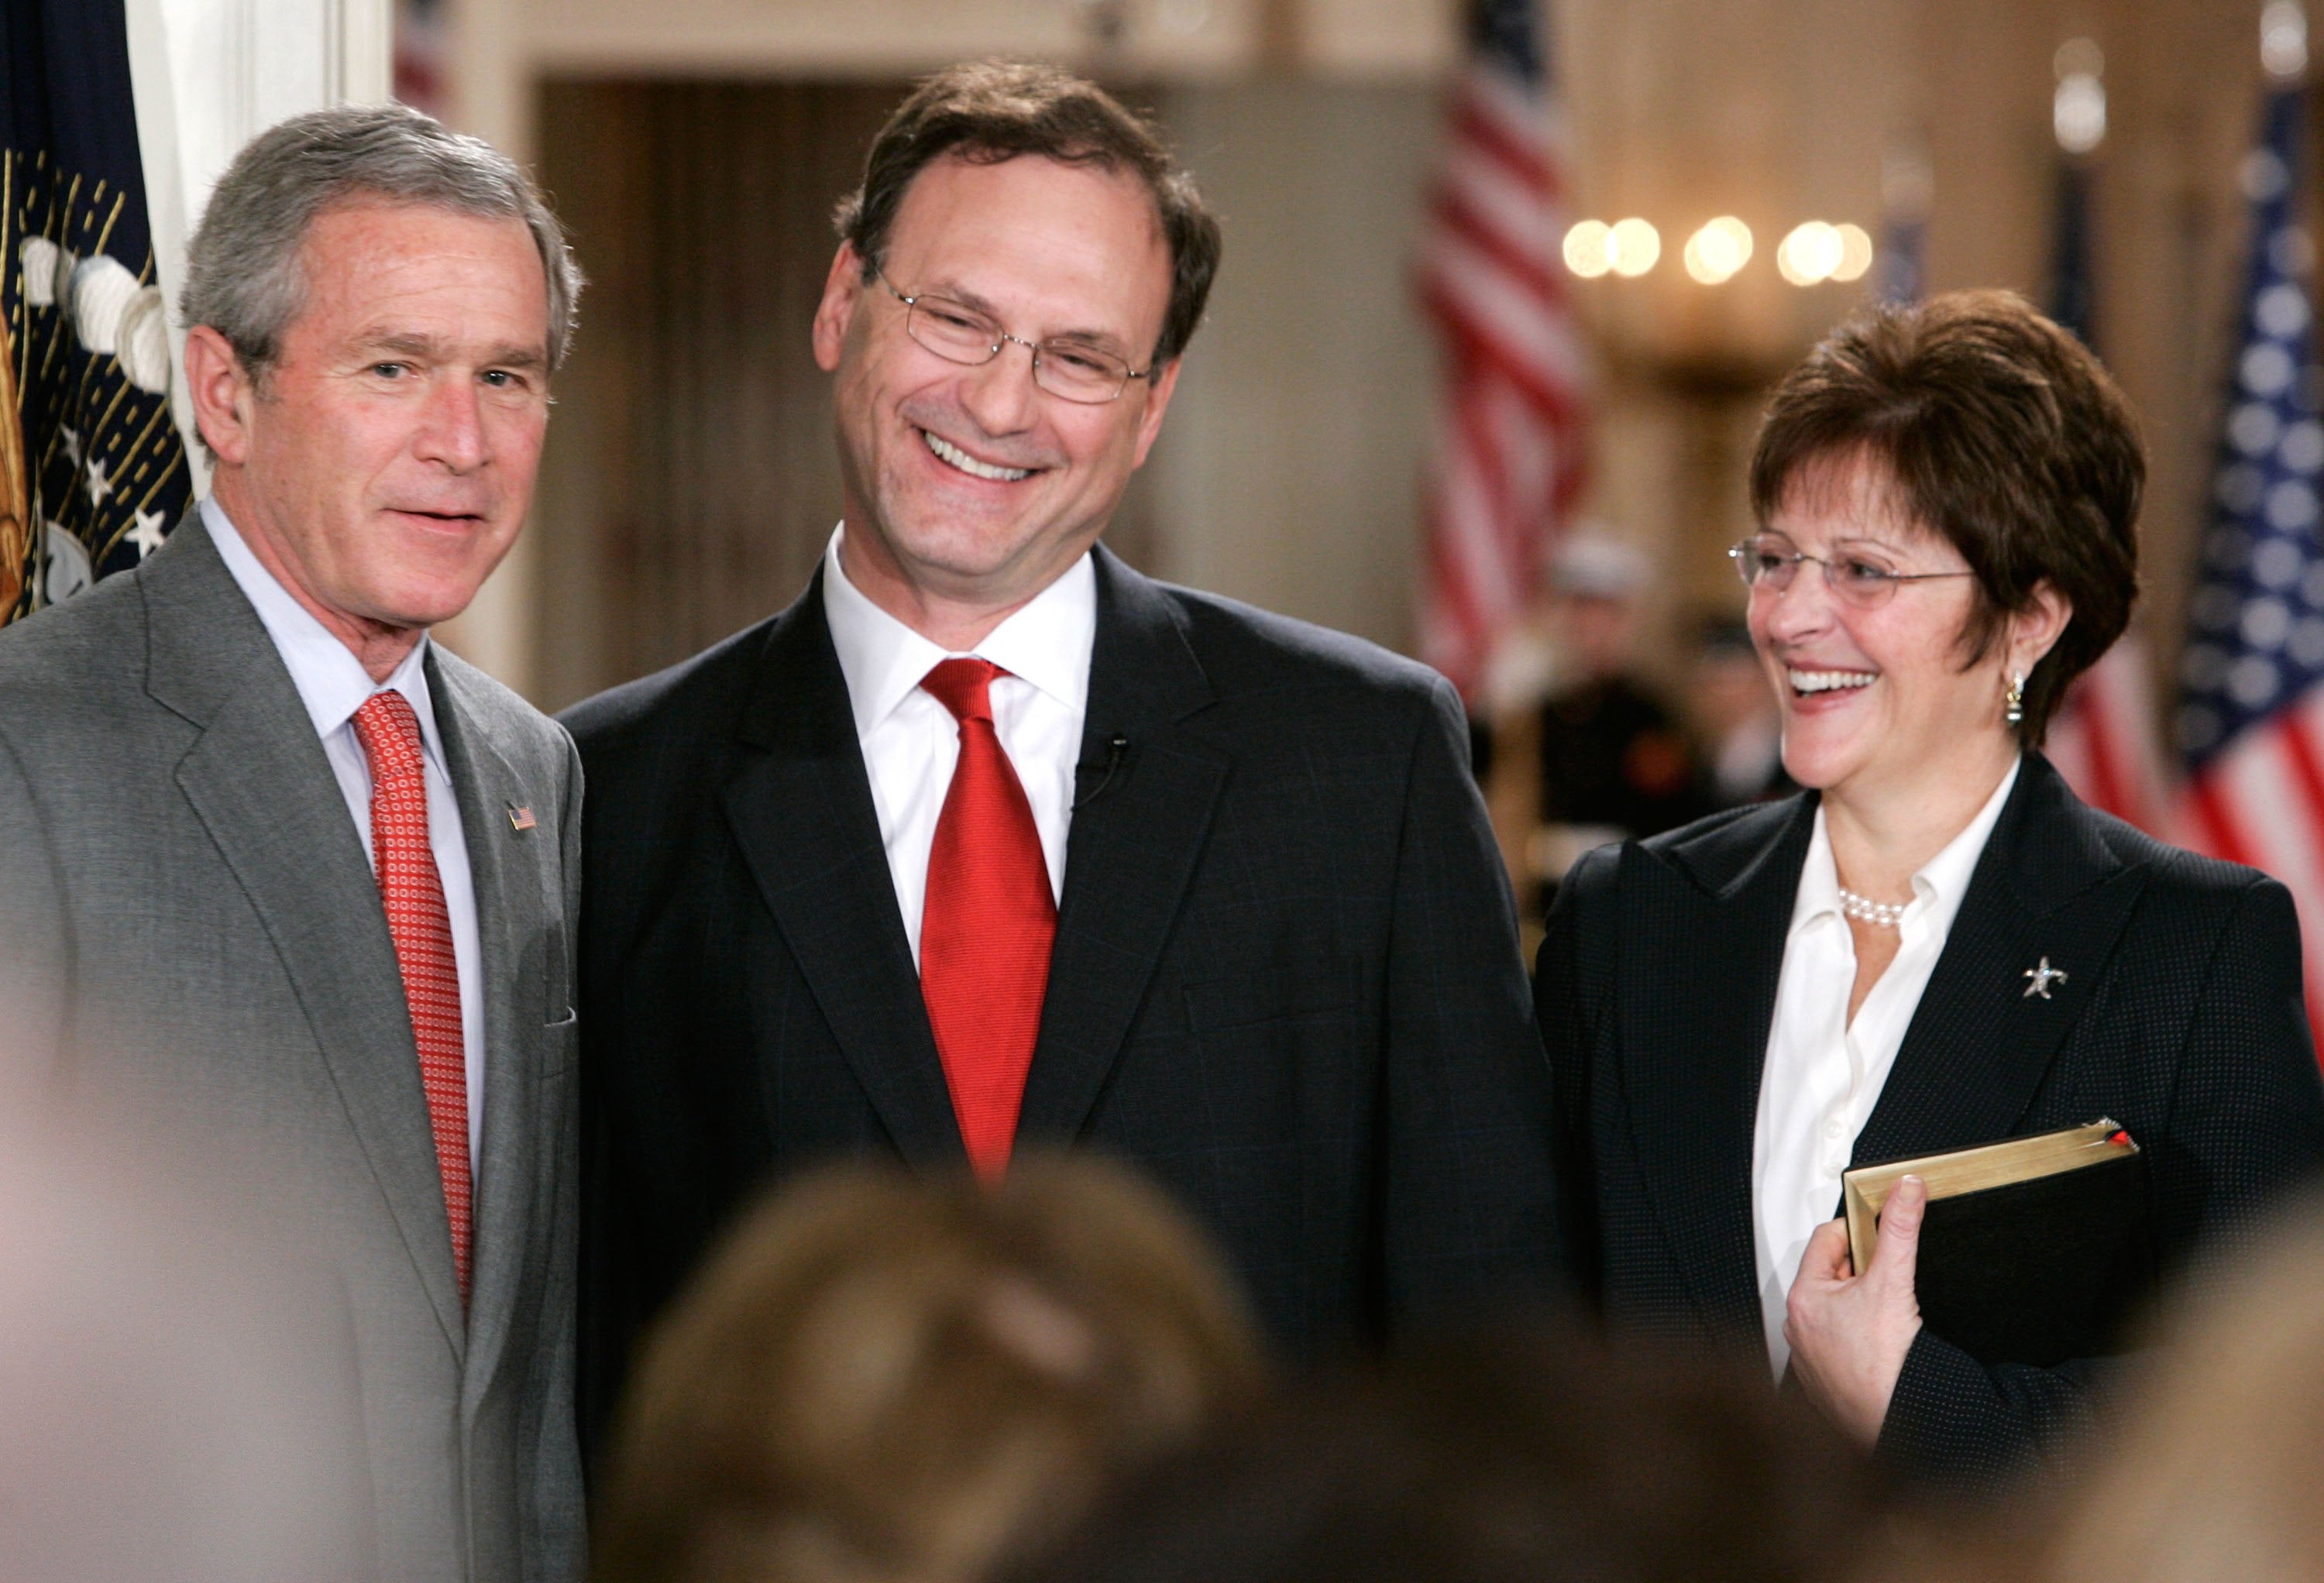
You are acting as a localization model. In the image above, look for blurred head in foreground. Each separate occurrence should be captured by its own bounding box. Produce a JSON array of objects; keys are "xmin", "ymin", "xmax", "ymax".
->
[
  {"xmin": 593, "ymin": 1154, "xmax": 1264, "ymax": 1583},
  {"xmin": 1008, "ymin": 1325, "xmax": 1895, "ymax": 1583},
  {"xmin": 2034, "ymin": 1197, "xmax": 2324, "ymax": 1580}
]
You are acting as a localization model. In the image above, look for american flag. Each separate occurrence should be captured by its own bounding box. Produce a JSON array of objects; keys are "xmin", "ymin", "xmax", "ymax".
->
[
  {"xmin": 394, "ymin": 0, "xmax": 452, "ymax": 119},
  {"xmin": 2173, "ymin": 80, "xmax": 2324, "ymax": 1047},
  {"xmin": 2040, "ymin": 146, "xmax": 2170, "ymax": 831},
  {"xmin": 1415, "ymin": 0, "xmax": 1589, "ymax": 704},
  {"xmin": 2, "ymin": 0, "xmax": 194, "ymax": 621},
  {"xmin": 2047, "ymin": 635, "xmax": 2168, "ymax": 831}
]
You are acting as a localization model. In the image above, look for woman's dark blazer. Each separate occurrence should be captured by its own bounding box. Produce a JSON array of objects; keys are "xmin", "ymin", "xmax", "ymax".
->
[{"xmin": 1535, "ymin": 751, "xmax": 2324, "ymax": 1486}]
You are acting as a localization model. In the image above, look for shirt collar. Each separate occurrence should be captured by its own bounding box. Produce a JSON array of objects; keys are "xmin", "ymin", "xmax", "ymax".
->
[
  {"xmin": 820, "ymin": 524, "xmax": 1095, "ymax": 735},
  {"xmin": 201, "ymin": 497, "xmax": 445, "ymax": 771},
  {"xmin": 1790, "ymin": 756, "xmax": 2021, "ymax": 938}
]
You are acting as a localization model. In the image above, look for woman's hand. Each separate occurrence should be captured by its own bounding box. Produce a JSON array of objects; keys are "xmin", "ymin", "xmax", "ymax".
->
[{"xmin": 1783, "ymin": 1173, "xmax": 1927, "ymax": 1445}]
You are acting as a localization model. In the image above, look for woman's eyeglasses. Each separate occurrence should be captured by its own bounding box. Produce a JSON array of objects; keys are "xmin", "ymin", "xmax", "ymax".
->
[{"xmin": 1728, "ymin": 535, "xmax": 1977, "ymax": 608}]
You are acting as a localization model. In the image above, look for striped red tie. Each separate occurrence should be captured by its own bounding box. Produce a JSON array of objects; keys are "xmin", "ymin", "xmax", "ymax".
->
[
  {"xmin": 352, "ymin": 692, "xmax": 473, "ymax": 1303},
  {"xmin": 919, "ymin": 658, "xmax": 1055, "ymax": 1178}
]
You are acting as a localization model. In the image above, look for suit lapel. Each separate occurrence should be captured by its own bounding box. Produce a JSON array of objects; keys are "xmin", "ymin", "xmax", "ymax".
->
[
  {"xmin": 1620, "ymin": 797, "xmax": 1816, "ymax": 1338},
  {"xmin": 1853, "ymin": 754, "xmax": 2147, "ymax": 1167},
  {"xmin": 1017, "ymin": 550, "xmax": 1226, "ymax": 1145},
  {"xmin": 722, "ymin": 579, "xmax": 965, "ymax": 1166},
  {"xmin": 428, "ymin": 653, "xmax": 552, "ymax": 1413},
  {"xmin": 146, "ymin": 526, "xmax": 466, "ymax": 1355}
]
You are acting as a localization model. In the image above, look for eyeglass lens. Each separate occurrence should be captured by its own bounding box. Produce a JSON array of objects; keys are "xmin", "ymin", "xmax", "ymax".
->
[
  {"xmin": 1730, "ymin": 538, "xmax": 1904, "ymax": 606},
  {"xmin": 904, "ymin": 296, "xmax": 1133, "ymax": 403}
]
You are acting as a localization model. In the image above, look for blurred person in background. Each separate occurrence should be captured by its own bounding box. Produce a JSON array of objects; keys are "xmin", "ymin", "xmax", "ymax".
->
[
  {"xmin": 590, "ymin": 1153, "xmax": 1264, "ymax": 1583},
  {"xmin": 566, "ymin": 58, "xmax": 1557, "ymax": 1456},
  {"xmin": 0, "ymin": 105, "xmax": 586, "ymax": 1578},
  {"xmin": 1689, "ymin": 615, "xmax": 1794, "ymax": 809},
  {"xmin": 1485, "ymin": 532, "xmax": 1708, "ymax": 919},
  {"xmin": 1535, "ymin": 291, "xmax": 2324, "ymax": 1491},
  {"xmin": 1004, "ymin": 1324, "xmax": 1896, "ymax": 1583}
]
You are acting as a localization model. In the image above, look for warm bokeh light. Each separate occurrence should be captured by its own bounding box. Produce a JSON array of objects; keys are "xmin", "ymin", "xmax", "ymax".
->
[
  {"xmin": 2264, "ymin": 0, "xmax": 2308, "ymax": 79},
  {"xmin": 2054, "ymin": 72, "xmax": 2106, "ymax": 153},
  {"xmin": 1832, "ymin": 223, "xmax": 1875, "ymax": 282},
  {"xmin": 1563, "ymin": 219, "xmax": 1613, "ymax": 278},
  {"xmin": 2053, "ymin": 37, "xmax": 2104, "ymax": 80},
  {"xmin": 1607, "ymin": 218, "xmax": 1661, "ymax": 276},
  {"xmin": 1683, "ymin": 217, "xmax": 1752, "ymax": 284},
  {"xmin": 1777, "ymin": 221, "xmax": 1844, "ymax": 287}
]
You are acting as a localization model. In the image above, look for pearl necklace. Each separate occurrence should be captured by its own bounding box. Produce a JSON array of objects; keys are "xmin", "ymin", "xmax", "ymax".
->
[{"xmin": 1838, "ymin": 886, "xmax": 1907, "ymax": 929}]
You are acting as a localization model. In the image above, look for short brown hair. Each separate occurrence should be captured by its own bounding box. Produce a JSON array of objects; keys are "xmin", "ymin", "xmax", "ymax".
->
[
  {"xmin": 592, "ymin": 1154, "xmax": 1263, "ymax": 1583},
  {"xmin": 1748, "ymin": 290, "xmax": 2145, "ymax": 743},
  {"xmin": 833, "ymin": 60, "xmax": 1222, "ymax": 368},
  {"xmin": 1008, "ymin": 1324, "xmax": 1898, "ymax": 1583}
]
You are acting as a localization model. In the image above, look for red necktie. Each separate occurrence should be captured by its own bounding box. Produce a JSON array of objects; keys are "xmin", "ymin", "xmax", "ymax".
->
[
  {"xmin": 919, "ymin": 658, "xmax": 1056, "ymax": 1178},
  {"xmin": 352, "ymin": 692, "xmax": 473, "ymax": 1302}
]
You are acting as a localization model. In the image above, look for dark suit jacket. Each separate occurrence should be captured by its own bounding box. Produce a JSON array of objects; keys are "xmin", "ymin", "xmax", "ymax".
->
[
  {"xmin": 1535, "ymin": 752, "xmax": 2324, "ymax": 1488},
  {"xmin": 566, "ymin": 548, "xmax": 1560, "ymax": 1451}
]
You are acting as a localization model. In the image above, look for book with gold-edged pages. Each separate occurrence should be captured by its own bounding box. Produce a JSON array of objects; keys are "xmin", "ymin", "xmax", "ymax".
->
[{"xmin": 1842, "ymin": 1120, "xmax": 2156, "ymax": 1368}]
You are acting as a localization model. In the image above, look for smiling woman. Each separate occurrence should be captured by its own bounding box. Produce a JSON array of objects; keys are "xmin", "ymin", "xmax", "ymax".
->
[{"xmin": 1535, "ymin": 290, "xmax": 2324, "ymax": 1494}]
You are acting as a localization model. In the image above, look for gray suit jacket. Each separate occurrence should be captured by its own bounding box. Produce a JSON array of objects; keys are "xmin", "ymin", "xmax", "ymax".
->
[{"xmin": 0, "ymin": 522, "xmax": 584, "ymax": 1582}]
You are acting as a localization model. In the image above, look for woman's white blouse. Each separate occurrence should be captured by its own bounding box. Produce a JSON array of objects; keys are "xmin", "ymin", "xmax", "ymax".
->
[{"xmin": 1751, "ymin": 758, "xmax": 2020, "ymax": 1379}]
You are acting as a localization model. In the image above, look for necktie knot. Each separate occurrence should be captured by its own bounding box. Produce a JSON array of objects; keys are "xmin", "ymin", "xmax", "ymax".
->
[
  {"xmin": 922, "ymin": 657, "xmax": 1004, "ymax": 726},
  {"xmin": 352, "ymin": 690, "xmax": 426, "ymax": 780}
]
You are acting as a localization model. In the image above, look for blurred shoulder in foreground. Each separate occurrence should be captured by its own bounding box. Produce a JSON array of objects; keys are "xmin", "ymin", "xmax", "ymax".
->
[{"xmin": 0, "ymin": 1091, "xmax": 370, "ymax": 1582}]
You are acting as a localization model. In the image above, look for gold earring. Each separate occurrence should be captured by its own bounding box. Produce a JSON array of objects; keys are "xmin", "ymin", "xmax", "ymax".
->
[{"xmin": 2005, "ymin": 670, "xmax": 2026, "ymax": 728}]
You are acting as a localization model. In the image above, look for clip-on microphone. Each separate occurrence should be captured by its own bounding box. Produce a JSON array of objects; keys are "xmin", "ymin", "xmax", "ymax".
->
[{"xmin": 1072, "ymin": 734, "xmax": 1130, "ymax": 810}]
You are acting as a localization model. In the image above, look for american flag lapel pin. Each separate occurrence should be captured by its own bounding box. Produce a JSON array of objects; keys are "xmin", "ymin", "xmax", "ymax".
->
[{"xmin": 506, "ymin": 801, "xmax": 537, "ymax": 832}]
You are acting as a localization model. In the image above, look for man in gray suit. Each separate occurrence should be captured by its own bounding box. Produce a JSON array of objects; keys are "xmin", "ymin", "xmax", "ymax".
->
[{"xmin": 0, "ymin": 105, "xmax": 584, "ymax": 1581}]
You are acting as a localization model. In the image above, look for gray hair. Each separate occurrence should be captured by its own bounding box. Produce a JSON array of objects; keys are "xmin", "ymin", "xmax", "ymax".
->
[{"xmin": 180, "ymin": 101, "xmax": 583, "ymax": 378}]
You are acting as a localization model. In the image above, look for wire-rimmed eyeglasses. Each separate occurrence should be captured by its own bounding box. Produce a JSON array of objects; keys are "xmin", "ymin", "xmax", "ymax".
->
[
  {"xmin": 1728, "ymin": 534, "xmax": 1977, "ymax": 608},
  {"xmin": 874, "ymin": 268, "xmax": 1153, "ymax": 405}
]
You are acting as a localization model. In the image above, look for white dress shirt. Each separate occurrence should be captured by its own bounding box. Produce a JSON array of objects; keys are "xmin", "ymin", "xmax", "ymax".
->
[
  {"xmin": 1751, "ymin": 757, "xmax": 2019, "ymax": 1377},
  {"xmin": 204, "ymin": 498, "xmax": 485, "ymax": 1162},
  {"xmin": 820, "ymin": 525, "xmax": 1093, "ymax": 965}
]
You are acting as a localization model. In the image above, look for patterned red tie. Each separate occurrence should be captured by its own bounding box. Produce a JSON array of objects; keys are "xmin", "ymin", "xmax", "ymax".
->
[
  {"xmin": 919, "ymin": 658, "xmax": 1057, "ymax": 1178},
  {"xmin": 352, "ymin": 691, "xmax": 473, "ymax": 1303}
]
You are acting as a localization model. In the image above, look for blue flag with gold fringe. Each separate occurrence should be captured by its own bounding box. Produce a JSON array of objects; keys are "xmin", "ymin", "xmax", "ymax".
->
[{"xmin": 3, "ymin": 0, "xmax": 193, "ymax": 621}]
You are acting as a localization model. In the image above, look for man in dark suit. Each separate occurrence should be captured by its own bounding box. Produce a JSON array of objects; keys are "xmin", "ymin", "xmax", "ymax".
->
[
  {"xmin": 567, "ymin": 60, "xmax": 1559, "ymax": 1448},
  {"xmin": 0, "ymin": 107, "xmax": 585, "ymax": 1579}
]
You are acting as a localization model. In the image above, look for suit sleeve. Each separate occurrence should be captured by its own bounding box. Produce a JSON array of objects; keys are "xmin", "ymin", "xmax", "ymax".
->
[
  {"xmin": 1879, "ymin": 874, "xmax": 2324, "ymax": 1489},
  {"xmin": 1379, "ymin": 676, "xmax": 1566, "ymax": 1327},
  {"xmin": 0, "ymin": 725, "xmax": 72, "ymax": 1078},
  {"xmin": 1534, "ymin": 844, "xmax": 1618, "ymax": 1310}
]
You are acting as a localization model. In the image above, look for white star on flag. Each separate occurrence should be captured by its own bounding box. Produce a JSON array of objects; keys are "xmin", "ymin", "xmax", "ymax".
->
[
  {"xmin": 127, "ymin": 506, "xmax": 167, "ymax": 558},
  {"xmin": 62, "ymin": 426, "xmax": 82, "ymax": 466},
  {"xmin": 84, "ymin": 456, "xmax": 112, "ymax": 506}
]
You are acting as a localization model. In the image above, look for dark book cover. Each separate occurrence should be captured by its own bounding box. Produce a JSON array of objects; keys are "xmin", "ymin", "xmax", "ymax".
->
[{"xmin": 1909, "ymin": 1149, "xmax": 2157, "ymax": 1368}]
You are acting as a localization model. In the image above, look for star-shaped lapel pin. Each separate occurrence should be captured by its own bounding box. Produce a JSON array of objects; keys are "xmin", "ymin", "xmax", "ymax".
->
[{"xmin": 2023, "ymin": 957, "xmax": 2068, "ymax": 1000}]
